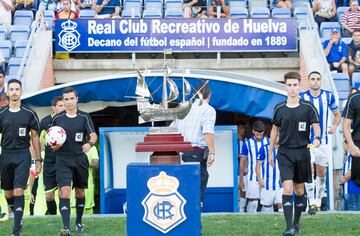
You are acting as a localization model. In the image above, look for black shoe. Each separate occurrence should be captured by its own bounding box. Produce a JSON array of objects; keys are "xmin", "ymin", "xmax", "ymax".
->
[
  {"xmin": 75, "ymin": 224, "xmax": 84, "ymax": 234},
  {"xmin": 307, "ymin": 204, "xmax": 317, "ymax": 215},
  {"xmin": 60, "ymin": 228, "xmax": 71, "ymax": 236},
  {"xmin": 294, "ymin": 224, "xmax": 301, "ymax": 235},
  {"xmin": 283, "ymin": 227, "xmax": 295, "ymax": 236}
]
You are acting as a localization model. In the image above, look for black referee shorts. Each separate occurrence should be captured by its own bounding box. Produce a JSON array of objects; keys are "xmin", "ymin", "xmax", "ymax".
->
[
  {"xmin": 0, "ymin": 148, "xmax": 31, "ymax": 190},
  {"xmin": 277, "ymin": 146, "xmax": 312, "ymax": 184},
  {"xmin": 56, "ymin": 153, "xmax": 89, "ymax": 189},
  {"xmin": 43, "ymin": 149, "xmax": 57, "ymax": 192}
]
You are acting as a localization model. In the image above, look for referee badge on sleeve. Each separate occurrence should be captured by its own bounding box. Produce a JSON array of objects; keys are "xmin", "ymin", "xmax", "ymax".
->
[
  {"xmin": 75, "ymin": 133, "xmax": 83, "ymax": 142},
  {"xmin": 298, "ymin": 122, "xmax": 306, "ymax": 131},
  {"xmin": 19, "ymin": 128, "xmax": 26, "ymax": 136}
]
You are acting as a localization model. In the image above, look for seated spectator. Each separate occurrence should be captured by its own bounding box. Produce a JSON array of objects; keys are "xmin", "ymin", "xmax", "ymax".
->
[
  {"xmin": 0, "ymin": 70, "xmax": 5, "ymax": 94},
  {"xmin": 313, "ymin": 0, "xmax": 337, "ymax": 28},
  {"xmin": 348, "ymin": 29, "xmax": 360, "ymax": 79},
  {"xmin": 14, "ymin": 0, "xmax": 34, "ymax": 10},
  {"xmin": 0, "ymin": 51, "xmax": 4, "ymax": 71},
  {"xmin": 341, "ymin": 0, "xmax": 360, "ymax": 37},
  {"xmin": 208, "ymin": 0, "xmax": 230, "ymax": 18},
  {"xmin": 56, "ymin": 0, "xmax": 78, "ymax": 19},
  {"xmin": 183, "ymin": 0, "xmax": 207, "ymax": 18},
  {"xmin": 0, "ymin": 0, "xmax": 13, "ymax": 30},
  {"xmin": 92, "ymin": 0, "xmax": 121, "ymax": 19},
  {"xmin": 275, "ymin": 0, "xmax": 292, "ymax": 9},
  {"xmin": 323, "ymin": 28, "xmax": 349, "ymax": 73}
]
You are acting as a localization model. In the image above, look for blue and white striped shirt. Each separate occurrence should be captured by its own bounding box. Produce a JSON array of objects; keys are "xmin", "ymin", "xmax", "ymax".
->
[
  {"xmin": 241, "ymin": 136, "xmax": 270, "ymax": 182},
  {"xmin": 257, "ymin": 145, "xmax": 282, "ymax": 191},
  {"xmin": 300, "ymin": 89, "xmax": 338, "ymax": 144},
  {"xmin": 172, "ymin": 99, "xmax": 216, "ymax": 148},
  {"xmin": 342, "ymin": 155, "xmax": 360, "ymax": 194}
]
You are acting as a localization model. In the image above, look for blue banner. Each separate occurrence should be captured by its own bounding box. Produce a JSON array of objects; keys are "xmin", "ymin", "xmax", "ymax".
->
[{"xmin": 55, "ymin": 18, "xmax": 297, "ymax": 53}]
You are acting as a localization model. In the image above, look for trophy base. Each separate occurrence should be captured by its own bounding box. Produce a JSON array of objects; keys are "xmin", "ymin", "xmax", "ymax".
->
[{"xmin": 150, "ymin": 151, "xmax": 180, "ymax": 164}]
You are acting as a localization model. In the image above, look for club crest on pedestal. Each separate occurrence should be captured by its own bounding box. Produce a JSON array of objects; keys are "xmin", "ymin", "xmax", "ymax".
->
[{"xmin": 141, "ymin": 171, "xmax": 187, "ymax": 233}]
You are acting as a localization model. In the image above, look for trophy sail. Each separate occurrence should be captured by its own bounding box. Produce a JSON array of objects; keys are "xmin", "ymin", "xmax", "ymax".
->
[
  {"xmin": 135, "ymin": 70, "xmax": 151, "ymax": 98},
  {"xmin": 166, "ymin": 79, "xmax": 179, "ymax": 103}
]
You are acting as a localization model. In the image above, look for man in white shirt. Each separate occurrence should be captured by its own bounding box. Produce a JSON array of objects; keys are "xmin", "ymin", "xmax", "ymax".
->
[{"xmin": 0, "ymin": 0, "xmax": 13, "ymax": 30}]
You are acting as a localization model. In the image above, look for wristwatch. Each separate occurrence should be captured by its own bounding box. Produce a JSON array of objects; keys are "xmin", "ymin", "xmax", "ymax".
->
[
  {"xmin": 314, "ymin": 136, "xmax": 321, "ymax": 141},
  {"xmin": 88, "ymin": 141, "xmax": 94, "ymax": 147},
  {"xmin": 31, "ymin": 157, "xmax": 43, "ymax": 164},
  {"xmin": 209, "ymin": 152, "xmax": 215, "ymax": 156}
]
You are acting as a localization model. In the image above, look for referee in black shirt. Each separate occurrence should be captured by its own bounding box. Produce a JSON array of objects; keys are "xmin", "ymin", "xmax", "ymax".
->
[
  {"xmin": 50, "ymin": 87, "xmax": 97, "ymax": 236},
  {"xmin": 269, "ymin": 72, "xmax": 320, "ymax": 236},
  {"xmin": 342, "ymin": 90, "xmax": 360, "ymax": 186},
  {"xmin": 0, "ymin": 79, "xmax": 41, "ymax": 236},
  {"xmin": 40, "ymin": 96, "xmax": 64, "ymax": 215}
]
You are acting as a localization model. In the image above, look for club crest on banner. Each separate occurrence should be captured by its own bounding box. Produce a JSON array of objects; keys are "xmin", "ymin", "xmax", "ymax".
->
[
  {"xmin": 141, "ymin": 171, "xmax": 187, "ymax": 234},
  {"xmin": 58, "ymin": 20, "xmax": 81, "ymax": 52}
]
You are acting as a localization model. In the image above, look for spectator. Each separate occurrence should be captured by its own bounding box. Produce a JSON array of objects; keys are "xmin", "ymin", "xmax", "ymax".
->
[
  {"xmin": 0, "ymin": 70, "xmax": 6, "ymax": 94},
  {"xmin": 14, "ymin": 0, "xmax": 34, "ymax": 10},
  {"xmin": 275, "ymin": 0, "xmax": 292, "ymax": 9},
  {"xmin": 0, "ymin": 0, "xmax": 13, "ymax": 30},
  {"xmin": 323, "ymin": 28, "xmax": 349, "ymax": 73},
  {"xmin": 348, "ymin": 29, "xmax": 360, "ymax": 79},
  {"xmin": 0, "ymin": 51, "xmax": 4, "ymax": 71},
  {"xmin": 313, "ymin": 0, "xmax": 337, "ymax": 28},
  {"xmin": 92, "ymin": 0, "xmax": 121, "ymax": 19},
  {"xmin": 208, "ymin": 0, "xmax": 230, "ymax": 18},
  {"xmin": 183, "ymin": 0, "xmax": 207, "ymax": 18},
  {"xmin": 56, "ymin": 0, "xmax": 78, "ymax": 18},
  {"xmin": 341, "ymin": 0, "xmax": 360, "ymax": 37}
]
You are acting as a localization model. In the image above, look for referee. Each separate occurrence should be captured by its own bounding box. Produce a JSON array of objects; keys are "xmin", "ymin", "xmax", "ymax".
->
[
  {"xmin": 342, "ymin": 90, "xmax": 360, "ymax": 187},
  {"xmin": 269, "ymin": 72, "xmax": 320, "ymax": 236},
  {"xmin": 40, "ymin": 96, "xmax": 64, "ymax": 215},
  {"xmin": 51, "ymin": 87, "xmax": 97, "ymax": 236},
  {"xmin": 0, "ymin": 79, "xmax": 41, "ymax": 236}
]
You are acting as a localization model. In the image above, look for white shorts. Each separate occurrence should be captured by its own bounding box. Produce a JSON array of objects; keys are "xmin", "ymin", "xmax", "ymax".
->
[
  {"xmin": 260, "ymin": 188, "xmax": 283, "ymax": 206},
  {"xmin": 310, "ymin": 144, "xmax": 331, "ymax": 166},
  {"xmin": 245, "ymin": 180, "xmax": 260, "ymax": 199}
]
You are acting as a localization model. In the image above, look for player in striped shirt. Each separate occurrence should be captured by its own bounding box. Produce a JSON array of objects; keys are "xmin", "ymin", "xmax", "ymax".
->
[
  {"xmin": 240, "ymin": 121, "xmax": 270, "ymax": 213},
  {"xmin": 256, "ymin": 143, "xmax": 283, "ymax": 213},
  {"xmin": 237, "ymin": 121, "xmax": 247, "ymax": 212},
  {"xmin": 340, "ymin": 140, "xmax": 360, "ymax": 210},
  {"xmin": 299, "ymin": 71, "xmax": 341, "ymax": 214}
]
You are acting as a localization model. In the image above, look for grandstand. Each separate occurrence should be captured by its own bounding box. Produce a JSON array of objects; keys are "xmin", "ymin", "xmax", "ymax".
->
[{"xmin": 0, "ymin": 0, "xmax": 359, "ymax": 220}]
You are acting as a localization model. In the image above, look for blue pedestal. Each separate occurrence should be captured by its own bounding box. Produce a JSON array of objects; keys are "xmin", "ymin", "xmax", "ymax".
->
[{"xmin": 127, "ymin": 163, "xmax": 201, "ymax": 236}]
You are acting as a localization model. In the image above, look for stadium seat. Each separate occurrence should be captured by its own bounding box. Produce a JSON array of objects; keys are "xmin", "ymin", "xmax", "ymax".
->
[
  {"xmin": 122, "ymin": 7, "xmax": 142, "ymax": 18},
  {"xmin": 250, "ymin": 7, "xmax": 270, "ymax": 18},
  {"xmin": 320, "ymin": 22, "xmax": 341, "ymax": 39},
  {"xmin": 144, "ymin": 0, "xmax": 163, "ymax": 9},
  {"xmin": 0, "ymin": 40, "xmax": 12, "ymax": 62},
  {"xmin": 14, "ymin": 40, "xmax": 29, "ymax": 58},
  {"xmin": 0, "ymin": 26, "xmax": 7, "ymax": 41},
  {"xmin": 8, "ymin": 57, "xmax": 23, "ymax": 76},
  {"xmin": 352, "ymin": 73, "xmax": 360, "ymax": 88},
  {"xmin": 9, "ymin": 25, "xmax": 30, "ymax": 44},
  {"xmin": 13, "ymin": 10, "xmax": 34, "ymax": 26},
  {"xmin": 341, "ymin": 37, "xmax": 352, "ymax": 45},
  {"xmin": 43, "ymin": 10, "xmax": 55, "ymax": 29},
  {"xmin": 333, "ymin": 73, "xmax": 350, "ymax": 96},
  {"xmin": 79, "ymin": 9, "xmax": 97, "ymax": 19},
  {"xmin": 124, "ymin": 1, "xmax": 142, "ymax": 8},
  {"xmin": 230, "ymin": 7, "xmax": 249, "ymax": 18},
  {"xmin": 292, "ymin": 0, "xmax": 307, "ymax": 7},
  {"xmin": 294, "ymin": 7, "xmax": 307, "ymax": 19},
  {"xmin": 249, "ymin": 0, "xmax": 267, "ymax": 8},
  {"xmin": 337, "ymin": 6, "xmax": 349, "ymax": 24},
  {"xmin": 229, "ymin": 0, "xmax": 247, "ymax": 8},
  {"xmin": 143, "ymin": 8, "xmax": 163, "ymax": 18},
  {"xmin": 165, "ymin": 1, "xmax": 183, "ymax": 9},
  {"xmin": 271, "ymin": 7, "xmax": 291, "ymax": 18},
  {"xmin": 164, "ymin": 8, "xmax": 183, "ymax": 18},
  {"xmin": 297, "ymin": 21, "xmax": 309, "ymax": 31}
]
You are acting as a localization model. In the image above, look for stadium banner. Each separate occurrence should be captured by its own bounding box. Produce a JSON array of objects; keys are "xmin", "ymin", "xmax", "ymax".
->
[{"xmin": 54, "ymin": 18, "xmax": 297, "ymax": 53}]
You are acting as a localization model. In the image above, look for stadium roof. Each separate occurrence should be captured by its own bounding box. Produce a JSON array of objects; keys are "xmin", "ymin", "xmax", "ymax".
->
[{"xmin": 22, "ymin": 69, "xmax": 286, "ymax": 119}]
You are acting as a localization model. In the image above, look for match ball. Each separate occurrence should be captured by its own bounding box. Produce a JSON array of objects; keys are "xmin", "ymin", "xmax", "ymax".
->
[{"xmin": 46, "ymin": 126, "xmax": 67, "ymax": 147}]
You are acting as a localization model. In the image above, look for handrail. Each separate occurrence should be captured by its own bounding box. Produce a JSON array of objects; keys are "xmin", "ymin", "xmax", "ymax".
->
[{"xmin": 16, "ymin": 5, "xmax": 47, "ymax": 84}]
